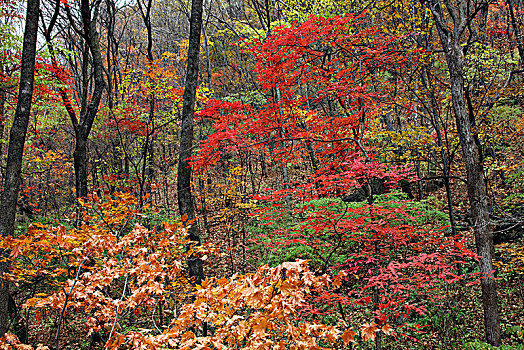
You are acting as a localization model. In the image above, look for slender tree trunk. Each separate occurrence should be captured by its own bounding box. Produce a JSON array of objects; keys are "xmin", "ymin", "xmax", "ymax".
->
[
  {"xmin": 420, "ymin": 67, "xmax": 458, "ymax": 234},
  {"xmin": 0, "ymin": 84, "xmax": 6, "ymax": 162},
  {"xmin": 428, "ymin": 1, "xmax": 501, "ymax": 345},
  {"xmin": 178, "ymin": 0, "xmax": 204, "ymax": 284},
  {"xmin": 507, "ymin": 0, "xmax": 524, "ymax": 68},
  {"xmin": 202, "ymin": 22, "xmax": 213, "ymax": 90},
  {"xmin": 431, "ymin": 95, "xmax": 457, "ymax": 235},
  {"xmin": 0, "ymin": 0, "xmax": 39, "ymax": 335},
  {"xmin": 137, "ymin": 0, "xmax": 155, "ymax": 207}
]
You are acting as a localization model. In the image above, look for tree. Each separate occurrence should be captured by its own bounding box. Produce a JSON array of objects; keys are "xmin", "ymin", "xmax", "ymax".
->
[
  {"xmin": 0, "ymin": 0, "xmax": 39, "ymax": 335},
  {"xmin": 0, "ymin": 0, "xmax": 22, "ymax": 166},
  {"xmin": 426, "ymin": 0, "xmax": 501, "ymax": 345},
  {"xmin": 178, "ymin": 0, "xmax": 205, "ymax": 283},
  {"xmin": 72, "ymin": 0, "xmax": 106, "ymax": 199},
  {"xmin": 192, "ymin": 15, "xmax": 475, "ymax": 349},
  {"xmin": 43, "ymin": 0, "xmax": 106, "ymax": 200}
]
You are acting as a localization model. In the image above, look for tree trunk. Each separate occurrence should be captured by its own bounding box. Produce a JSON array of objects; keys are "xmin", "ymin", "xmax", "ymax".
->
[
  {"xmin": 0, "ymin": 82, "xmax": 6, "ymax": 163},
  {"xmin": 0, "ymin": 0, "xmax": 39, "ymax": 335},
  {"xmin": 73, "ymin": 131, "xmax": 89, "ymax": 198},
  {"xmin": 71, "ymin": 0, "xmax": 106, "ymax": 200},
  {"xmin": 428, "ymin": 0, "xmax": 501, "ymax": 345},
  {"xmin": 507, "ymin": 0, "xmax": 524, "ymax": 68},
  {"xmin": 178, "ymin": 0, "xmax": 204, "ymax": 284},
  {"xmin": 137, "ymin": 0, "xmax": 155, "ymax": 207}
]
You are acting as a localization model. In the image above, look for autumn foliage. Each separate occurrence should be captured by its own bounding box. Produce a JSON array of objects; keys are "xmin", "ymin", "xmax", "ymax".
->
[{"xmin": 1, "ymin": 0, "xmax": 524, "ymax": 349}]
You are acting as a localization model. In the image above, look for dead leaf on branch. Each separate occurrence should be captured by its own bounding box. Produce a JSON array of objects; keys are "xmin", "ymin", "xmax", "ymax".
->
[
  {"xmin": 360, "ymin": 322, "xmax": 378, "ymax": 342},
  {"xmin": 381, "ymin": 323, "xmax": 393, "ymax": 335},
  {"xmin": 342, "ymin": 328, "xmax": 356, "ymax": 344}
]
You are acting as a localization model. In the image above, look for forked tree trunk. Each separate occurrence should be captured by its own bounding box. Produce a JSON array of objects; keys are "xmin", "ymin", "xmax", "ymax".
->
[
  {"xmin": 72, "ymin": 0, "xmax": 106, "ymax": 199},
  {"xmin": 0, "ymin": 0, "xmax": 39, "ymax": 335},
  {"xmin": 44, "ymin": 0, "xmax": 104, "ymax": 202}
]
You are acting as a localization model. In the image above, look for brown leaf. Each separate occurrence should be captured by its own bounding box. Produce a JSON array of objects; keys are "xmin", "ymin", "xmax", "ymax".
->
[
  {"xmin": 360, "ymin": 322, "xmax": 378, "ymax": 342},
  {"xmin": 342, "ymin": 328, "xmax": 356, "ymax": 344},
  {"xmin": 381, "ymin": 323, "xmax": 393, "ymax": 335}
]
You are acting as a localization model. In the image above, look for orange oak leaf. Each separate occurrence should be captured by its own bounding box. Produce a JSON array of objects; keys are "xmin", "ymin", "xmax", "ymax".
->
[
  {"xmin": 381, "ymin": 323, "xmax": 393, "ymax": 335},
  {"xmin": 360, "ymin": 322, "xmax": 378, "ymax": 342},
  {"xmin": 342, "ymin": 328, "xmax": 356, "ymax": 344}
]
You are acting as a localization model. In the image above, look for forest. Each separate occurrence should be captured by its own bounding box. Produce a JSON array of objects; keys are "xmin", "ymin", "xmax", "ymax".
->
[{"xmin": 0, "ymin": 0, "xmax": 523, "ymax": 348}]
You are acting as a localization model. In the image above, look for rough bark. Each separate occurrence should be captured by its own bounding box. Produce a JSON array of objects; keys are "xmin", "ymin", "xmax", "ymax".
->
[
  {"xmin": 0, "ymin": 0, "xmax": 39, "ymax": 335},
  {"xmin": 65, "ymin": 0, "xmax": 106, "ymax": 199},
  {"xmin": 0, "ymin": 83, "xmax": 5, "ymax": 162},
  {"xmin": 428, "ymin": 0, "xmax": 501, "ymax": 345},
  {"xmin": 43, "ymin": 0, "xmax": 105, "ymax": 201},
  {"xmin": 177, "ymin": 0, "xmax": 204, "ymax": 284}
]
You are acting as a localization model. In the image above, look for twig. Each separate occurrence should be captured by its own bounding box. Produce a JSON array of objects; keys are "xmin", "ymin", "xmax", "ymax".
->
[
  {"xmin": 55, "ymin": 256, "xmax": 88, "ymax": 350},
  {"xmin": 105, "ymin": 274, "xmax": 129, "ymax": 349},
  {"xmin": 150, "ymin": 300, "xmax": 162, "ymax": 334}
]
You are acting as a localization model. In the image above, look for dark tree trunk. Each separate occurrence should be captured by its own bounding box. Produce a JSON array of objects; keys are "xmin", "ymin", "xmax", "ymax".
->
[
  {"xmin": 506, "ymin": 0, "xmax": 524, "ymax": 68},
  {"xmin": 0, "ymin": 83, "xmax": 6, "ymax": 162},
  {"xmin": 69, "ymin": 0, "xmax": 106, "ymax": 199},
  {"xmin": 73, "ymin": 131, "xmax": 89, "ymax": 198},
  {"xmin": 428, "ymin": 0, "xmax": 501, "ymax": 346},
  {"xmin": 44, "ymin": 0, "xmax": 104, "ymax": 201},
  {"xmin": 0, "ymin": 0, "xmax": 39, "ymax": 335},
  {"xmin": 177, "ymin": 0, "xmax": 204, "ymax": 284},
  {"xmin": 137, "ymin": 0, "xmax": 155, "ymax": 207}
]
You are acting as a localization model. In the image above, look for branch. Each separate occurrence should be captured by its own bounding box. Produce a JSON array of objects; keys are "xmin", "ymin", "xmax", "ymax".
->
[
  {"xmin": 105, "ymin": 274, "xmax": 129, "ymax": 349},
  {"xmin": 419, "ymin": 175, "xmax": 468, "ymax": 184},
  {"xmin": 55, "ymin": 257, "xmax": 89, "ymax": 350}
]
